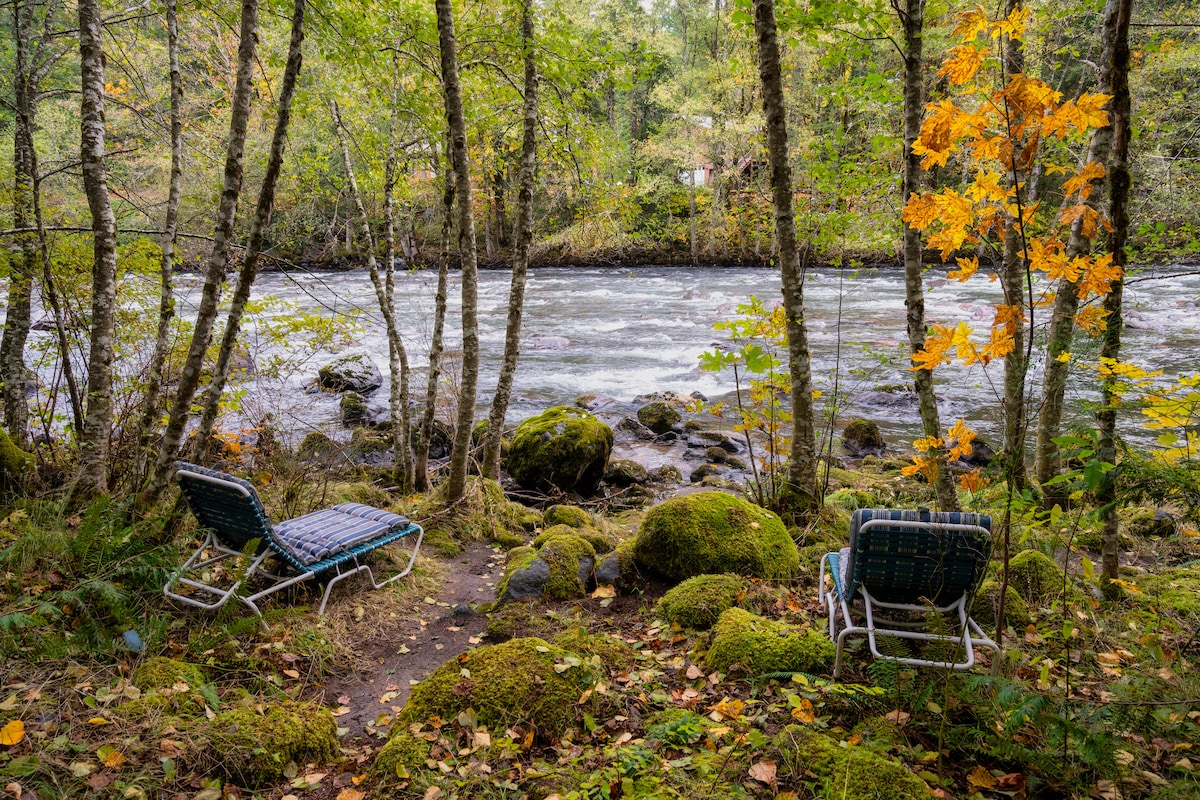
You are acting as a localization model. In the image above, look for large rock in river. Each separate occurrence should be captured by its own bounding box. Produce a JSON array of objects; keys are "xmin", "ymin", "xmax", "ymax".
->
[
  {"xmin": 632, "ymin": 491, "xmax": 798, "ymax": 581},
  {"xmin": 506, "ymin": 406, "xmax": 613, "ymax": 495},
  {"xmin": 317, "ymin": 353, "xmax": 383, "ymax": 393}
]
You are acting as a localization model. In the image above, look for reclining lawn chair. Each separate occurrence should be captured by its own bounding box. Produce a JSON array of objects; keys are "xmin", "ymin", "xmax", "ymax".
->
[
  {"xmin": 165, "ymin": 461, "xmax": 423, "ymax": 625},
  {"xmin": 818, "ymin": 508, "xmax": 999, "ymax": 678}
]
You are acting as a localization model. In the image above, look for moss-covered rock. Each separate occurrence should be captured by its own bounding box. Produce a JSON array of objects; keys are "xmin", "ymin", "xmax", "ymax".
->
[
  {"xmin": 842, "ymin": 417, "xmax": 886, "ymax": 457},
  {"xmin": 971, "ymin": 579, "xmax": 1032, "ymax": 631},
  {"xmin": 595, "ymin": 538, "xmax": 641, "ymax": 590},
  {"xmin": 543, "ymin": 504, "xmax": 593, "ymax": 529},
  {"xmin": 317, "ymin": 353, "xmax": 382, "ymax": 393},
  {"xmin": 297, "ymin": 431, "xmax": 338, "ymax": 460},
  {"xmin": 399, "ymin": 638, "xmax": 591, "ymax": 737},
  {"xmin": 1008, "ymin": 549, "xmax": 1068, "ymax": 605},
  {"xmin": 633, "ymin": 492, "xmax": 799, "ymax": 581},
  {"xmin": 496, "ymin": 546, "xmax": 544, "ymax": 602},
  {"xmin": 0, "ymin": 428, "xmax": 32, "ymax": 497},
  {"xmin": 1129, "ymin": 566, "xmax": 1200, "ymax": 618},
  {"xmin": 349, "ymin": 425, "xmax": 389, "ymax": 455},
  {"xmin": 485, "ymin": 602, "xmax": 562, "ymax": 642},
  {"xmin": 507, "ymin": 407, "xmax": 614, "ymax": 495},
  {"xmin": 206, "ymin": 701, "xmax": 338, "ymax": 785},
  {"xmin": 657, "ymin": 574, "xmax": 753, "ymax": 630},
  {"xmin": 705, "ymin": 608, "xmax": 834, "ymax": 676},
  {"xmin": 637, "ymin": 402, "xmax": 681, "ymax": 434},
  {"xmin": 1120, "ymin": 506, "xmax": 1177, "ymax": 539},
  {"xmin": 700, "ymin": 614, "xmax": 835, "ymax": 676},
  {"xmin": 533, "ymin": 523, "xmax": 616, "ymax": 555},
  {"xmin": 553, "ymin": 629, "xmax": 637, "ymax": 665},
  {"xmin": 772, "ymin": 725, "xmax": 934, "ymax": 800},
  {"xmin": 649, "ymin": 465, "xmax": 683, "ymax": 485},
  {"xmin": 340, "ymin": 391, "xmax": 369, "ymax": 426},
  {"xmin": 374, "ymin": 729, "xmax": 431, "ymax": 781},
  {"xmin": 496, "ymin": 534, "xmax": 597, "ymax": 602},
  {"xmin": 132, "ymin": 657, "xmax": 206, "ymax": 691},
  {"xmin": 605, "ymin": 459, "xmax": 650, "ymax": 487}
]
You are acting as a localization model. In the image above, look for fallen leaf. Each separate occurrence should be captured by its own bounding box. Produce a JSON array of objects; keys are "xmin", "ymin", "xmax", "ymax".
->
[
  {"xmin": 4, "ymin": 782, "xmax": 20, "ymax": 799},
  {"xmin": 337, "ymin": 695, "xmax": 351, "ymax": 705},
  {"xmin": 591, "ymin": 585, "xmax": 616, "ymax": 599},
  {"xmin": 791, "ymin": 698, "xmax": 815, "ymax": 724},
  {"xmin": 0, "ymin": 694, "xmax": 18, "ymax": 712},
  {"xmin": 283, "ymin": 669, "xmax": 301, "ymax": 679},
  {"xmin": 336, "ymin": 790, "xmax": 366, "ymax": 800},
  {"xmin": 332, "ymin": 706, "xmax": 352, "ymax": 717},
  {"xmin": 967, "ymin": 765, "xmax": 996, "ymax": 789},
  {"xmin": 423, "ymin": 787, "xmax": 441, "ymax": 800},
  {"xmin": 884, "ymin": 710, "xmax": 911, "ymax": 725},
  {"xmin": 748, "ymin": 760, "xmax": 776, "ymax": 784},
  {"xmin": 87, "ymin": 717, "xmax": 111, "ymax": 726},
  {"xmin": 685, "ymin": 665, "xmax": 704, "ymax": 680},
  {"xmin": 0, "ymin": 720, "xmax": 26, "ymax": 746}
]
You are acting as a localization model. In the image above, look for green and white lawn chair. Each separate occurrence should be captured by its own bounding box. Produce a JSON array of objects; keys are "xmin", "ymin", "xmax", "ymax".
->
[
  {"xmin": 165, "ymin": 461, "xmax": 423, "ymax": 625},
  {"xmin": 818, "ymin": 508, "xmax": 999, "ymax": 678}
]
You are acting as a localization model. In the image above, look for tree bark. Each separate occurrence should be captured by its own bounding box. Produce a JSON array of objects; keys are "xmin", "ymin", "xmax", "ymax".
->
[
  {"xmin": 140, "ymin": 0, "xmax": 260, "ymax": 508},
  {"xmin": 898, "ymin": 0, "xmax": 958, "ymax": 512},
  {"xmin": 751, "ymin": 0, "xmax": 819, "ymax": 512},
  {"xmin": 191, "ymin": 0, "xmax": 305, "ymax": 464},
  {"xmin": 436, "ymin": 0, "xmax": 481, "ymax": 501},
  {"xmin": 1099, "ymin": 0, "xmax": 1132, "ymax": 587},
  {"xmin": 483, "ymin": 0, "xmax": 538, "ymax": 479},
  {"xmin": 415, "ymin": 145, "xmax": 454, "ymax": 493},
  {"xmin": 74, "ymin": 0, "xmax": 121, "ymax": 497},
  {"xmin": 134, "ymin": 0, "xmax": 185, "ymax": 483}
]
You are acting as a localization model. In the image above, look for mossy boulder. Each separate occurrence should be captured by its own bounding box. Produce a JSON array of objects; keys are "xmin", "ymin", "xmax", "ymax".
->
[
  {"xmin": 507, "ymin": 407, "xmax": 614, "ymax": 495},
  {"xmin": 298, "ymin": 431, "xmax": 338, "ymax": 460},
  {"xmin": 374, "ymin": 729, "xmax": 431, "ymax": 781},
  {"xmin": 595, "ymin": 538, "xmax": 640, "ymax": 590},
  {"xmin": 971, "ymin": 579, "xmax": 1032, "ymax": 631},
  {"xmin": 605, "ymin": 459, "xmax": 650, "ymax": 487},
  {"xmin": 206, "ymin": 701, "xmax": 338, "ymax": 785},
  {"xmin": 398, "ymin": 637, "xmax": 591, "ymax": 737},
  {"xmin": 0, "ymin": 428, "xmax": 33, "ymax": 497},
  {"xmin": 544, "ymin": 504, "xmax": 593, "ymax": 529},
  {"xmin": 633, "ymin": 492, "xmax": 799, "ymax": 581},
  {"xmin": 1120, "ymin": 506, "xmax": 1177, "ymax": 539},
  {"xmin": 533, "ymin": 524, "xmax": 616, "ymax": 555},
  {"xmin": 772, "ymin": 725, "xmax": 934, "ymax": 800},
  {"xmin": 841, "ymin": 417, "xmax": 886, "ymax": 457},
  {"xmin": 349, "ymin": 426, "xmax": 390, "ymax": 456},
  {"xmin": 705, "ymin": 608, "xmax": 834, "ymax": 676},
  {"xmin": 657, "ymin": 574, "xmax": 753, "ymax": 631},
  {"xmin": 637, "ymin": 401, "xmax": 681, "ymax": 434},
  {"xmin": 553, "ymin": 629, "xmax": 637, "ymax": 665},
  {"xmin": 1008, "ymin": 549, "xmax": 1068, "ymax": 605},
  {"xmin": 497, "ymin": 534, "xmax": 597, "ymax": 602},
  {"xmin": 132, "ymin": 657, "xmax": 206, "ymax": 691},
  {"xmin": 485, "ymin": 602, "xmax": 562, "ymax": 642},
  {"xmin": 340, "ymin": 391, "xmax": 369, "ymax": 426},
  {"xmin": 317, "ymin": 353, "xmax": 382, "ymax": 393}
]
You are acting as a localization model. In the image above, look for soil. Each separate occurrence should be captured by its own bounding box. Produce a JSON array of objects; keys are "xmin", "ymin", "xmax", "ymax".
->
[{"xmin": 320, "ymin": 540, "xmax": 504, "ymax": 744}]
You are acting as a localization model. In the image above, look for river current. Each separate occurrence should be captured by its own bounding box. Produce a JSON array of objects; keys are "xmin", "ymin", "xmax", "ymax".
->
[{"xmin": 172, "ymin": 263, "xmax": 1198, "ymax": 451}]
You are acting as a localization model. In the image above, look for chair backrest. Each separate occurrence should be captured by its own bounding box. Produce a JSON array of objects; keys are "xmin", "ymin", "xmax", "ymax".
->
[
  {"xmin": 173, "ymin": 461, "xmax": 275, "ymax": 552},
  {"xmin": 844, "ymin": 508, "xmax": 992, "ymax": 605}
]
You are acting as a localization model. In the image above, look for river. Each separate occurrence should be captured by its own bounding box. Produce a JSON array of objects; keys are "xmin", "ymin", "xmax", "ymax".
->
[{"xmin": 179, "ymin": 263, "xmax": 1199, "ymax": 451}]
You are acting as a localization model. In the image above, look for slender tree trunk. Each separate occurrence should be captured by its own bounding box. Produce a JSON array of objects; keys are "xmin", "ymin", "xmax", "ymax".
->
[
  {"xmin": 415, "ymin": 147, "xmax": 454, "ymax": 492},
  {"xmin": 436, "ymin": 0, "xmax": 481, "ymax": 502},
  {"xmin": 74, "ymin": 0, "xmax": 121, "ymax": 497},
  {"xmin": 1100, "ymin": 0, "xmax": 1132, "ymax": 587},
  {"xmin": 898, "ymin": 0, "xmax": 958, "ymax": 511},
  {"xmin": 2, "ymin": 0, "xmax": 37, "ymax": 445},
  {"xmin": 999, "ymin": 0, "xmax": 1030, "ymax": 495},
  {"xmin": 482, "ymin": 0, "xmax": 538, "ymax": 479},
  {"xmin": 751, "ymin": 0, "xmax": 819, "ymax": 512},
  {"xmin": 383, "ymin": 50, "xmax": 414, "ymax": 492},
  {"xmin": 688, "ymin": 165, "xmax": 699, "ymax": 266},
  {"xmin": 1035, "ymin": 18, "xmax": 1119, "ymax": 510},
  {"xmin": 134, "ymin": 0, "xmax": 185, "ymax": 482},
  {"xmin": 192, "ymin": 0, "xmax": 305, "ymax": 464},
  {"xmin": 140, "ymin": 0, "xmax": 259, "ymax": 508}
]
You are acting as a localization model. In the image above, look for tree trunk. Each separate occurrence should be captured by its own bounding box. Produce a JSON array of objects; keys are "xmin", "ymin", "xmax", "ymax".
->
[
  {"xmin": 384, "ymin": 49, "xmax": 414, "ymax": 492},
  {"xmin": 899, "ymin": 0, "xmax": 958, "ymax": 512},
  {"xmin": 415, "ymin": 143, "xmax": 454, "ymax": 492},
  {"xmin": 436, "ymin": 0, "xmax": 481, "ymax": 502},
  {"xmin": 751, "ymin": 0, "xmax": 819, "ymax": 512},
  {"xmin": 191, "ymin": 0, "xmax": 305, "ymax": 464},
  {"xmin": 74, "ymin": 0, "xmax": 121, "ymax": 497},
  {"xmin": 134, "ymin": 0, "xmax": 185, "ymax": 483},
  {"xmin": 482, "ymin": 0, "xmax": 538, "ymax": 479},
  {"xmin": 140, "ymin": 0, "xmax": 260, "ymax": 508},
  {"xmin": 1100, "ymin": 0, "xmax": 1132, "ymax": 587},
  {"xmin": 689, "ymin": 165, "xmax": 699, "ymax": 266}
]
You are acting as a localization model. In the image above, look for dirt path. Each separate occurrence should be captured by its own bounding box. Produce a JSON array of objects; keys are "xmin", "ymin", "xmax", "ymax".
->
[{"xmin": 321, "ymin": 540, "xmax": 503, "ymax": 744}]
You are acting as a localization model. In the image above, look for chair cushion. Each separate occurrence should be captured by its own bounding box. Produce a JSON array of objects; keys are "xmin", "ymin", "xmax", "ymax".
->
[{"xmin": 274, "ymin": 506, "xmax": 403, "ymax": 566}]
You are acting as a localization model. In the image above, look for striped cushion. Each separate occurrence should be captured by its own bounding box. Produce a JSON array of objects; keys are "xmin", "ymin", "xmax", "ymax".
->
[{"xmin": 274, "ymin": 505, "xmax": 407, "ymax": 566}]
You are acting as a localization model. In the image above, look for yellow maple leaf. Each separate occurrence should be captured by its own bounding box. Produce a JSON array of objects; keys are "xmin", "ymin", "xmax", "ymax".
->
[
  {"xmin": 1076, "ymin": 252, "xmax": 1122, "ymax": 300},
  {"xmin": 939, "ymin": 44, "xmax": 986, "ymax": 85},
  {"xmin": 0, "ymin": 719, "xmax": 25, "ymax": 746},
  {"xmin": 947, "ymin": 419, "xmax": 976, "ymax": 461},
  {"xmin": 980, "ymin": 324, "xmax": 1016, "ymax": 363},
  {"xmin": 910, "ymin": 324, "xmax": 955, "ymax": 371},
  {"xmin": 958, "ymin": 468, "xmax": 989, "ymax": 492},
  {"xmin": 966, "ymin": 170, "xmax": 1007, "ymax": 203},
  {"xmin": 948, "ymin": 256, "xmax": 979, "ymax": 281},
  {"xmin": 953, "ymin": 5, "xmax": 990, "ymax": 40},
  {"xmin": 1061, "ymin": 160, "xmax": 1107, "ymax": 199},
  {"xmin": 902, "ymin": 193, "xmax": 941, "ymax": 230},
  {"xmin": 991, "ymin": 4, "xmax": 1031, "ymax": 40},
  {"xmin": 1074, "ymin": 92, "xmax": 1112, "ymax": 130}
]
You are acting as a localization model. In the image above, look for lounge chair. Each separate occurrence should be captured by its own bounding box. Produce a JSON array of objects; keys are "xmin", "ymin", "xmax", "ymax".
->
[
  {"xmin": 165, "ymin": 461, "xmax": 423, "ymax": 625},
  {"xmin": 818, "ymin": 508, "xmax": 1000, "ymax": 678}
]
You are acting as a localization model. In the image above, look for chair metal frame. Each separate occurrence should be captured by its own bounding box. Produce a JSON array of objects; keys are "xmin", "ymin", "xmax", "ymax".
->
[
  {"xmin": 165, "ymin": 464, "xmax": 423, "ymax": 627},
  {"xmin": 818, "ymin": 512, "xmax": 1000, "ymax": 678}
]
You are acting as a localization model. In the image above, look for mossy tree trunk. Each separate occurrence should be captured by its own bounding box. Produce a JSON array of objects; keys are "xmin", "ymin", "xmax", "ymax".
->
[
  {"xmin": 898, "ymin": 0, "xmax": 958, "ymax": 512},
  {"xmin": 483, "ymin": 0, "xmax": 539, "ymax": 480},
  {"xmin": 750, "ymin": 0, "xmax": 819, "ymax": 511},
  {"xmin": 140, "ymin": 0, "xmax": 259, "ymax": 509},
  {"xmin": 192, "ymin": 0, "xmax": 306, "ymax": 465},
  {"xmin": 436, "ymin": 0, "xmax": 481, "ymax": 502},
  {"xmin": 1100, "ymin": 0, "xmax": 1132, "ymax": 587},
  {"xmin": 74, "ymin": 0, "xmax": 120, "ymax": 497}
]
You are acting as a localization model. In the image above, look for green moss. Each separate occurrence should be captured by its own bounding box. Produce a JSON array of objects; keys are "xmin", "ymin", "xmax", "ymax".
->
[
  {"xmin": 544, "ymin": 504, "xmax": 593, "ymax": 528},
  {"xmin": 349, "ymin": 425, "xmax": 389, "ymax": 455},
  {"xmin": 206, "ymin": 701, "xmax": 338, "ymax": 785},
  {"xmin": 132, "ymin": 656, "xmax": 206, "ymax": 691},
  {"xmin": 1130, "ymin": 566, "xmax": 1200, "ymax": 618},
  {"xmin": 486, "ymin": 603, "xmax": 562, "ymax": 642},
  {"xmin": 553, "ymin": 629, "xmax": 636, "ymax": 665},
  {"xmin": 496, "ymin": 546, "xmax": 539, "ymax": 601},
  {"xmin": 506, "ymin": 407, "xmax": 614, "ymax": 494},
  {"xmin": 399, "ymin": 638, "xmax": 591, "ymax": 737},
  {"xmin": 1120, "ymin": 506, "xmax": 1176, "ymax": 538},
  {"xmin": 825, "ymin": 488, "xmax": 879, "ymax": 511},
  {"xmin": 971, "ymin": 579, "xmax": 1031, "ymax": 630},
  {"xmin": 637, "ymin": 402, "xmax": 681, "ymax": 434},
  {"xmin": 297, "ymin": 431, "xmax": 337, "ymax": 459},
  {"xmin": 633, "ymin": 492, "xmax": 799, "ymax": 581},
  {"xmin": 374, "ymin": 729, "xmax": 431, "ymax": 781},
  {"xmin": 540, "ymin": 534, "xmax": 597, "ymax": 600},
  {"xmin": 772, "ymin": 725, "xmax": 934, "ymax": 800},
  {"xmin": 493, "ymin": 530, "xmax": 528, "ymax": 549},
  {"xmin": 704, "ymin": 608, "xmax": 834, "ymax": 676},
  {"xmin": 1008, "ymin": 549, "xmax": 1069, "ymax": 605},
  {"xmin": 533, "ymin": 524, "xmax": 583, "ymax": 548},
  {"xmin": 0, "ymin": 428, "xmax": 32, "ymax": 496},
  {"xmin": 341, "ymin": 393, "xmax": 369, "ymax": 426},
  {"xmin": 842, "ymin": 417, "xmax": 885, "ymax": 453},
  {"xmin": 657, "ymin": 574, "xmax": 752, "ymax": 630}
]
